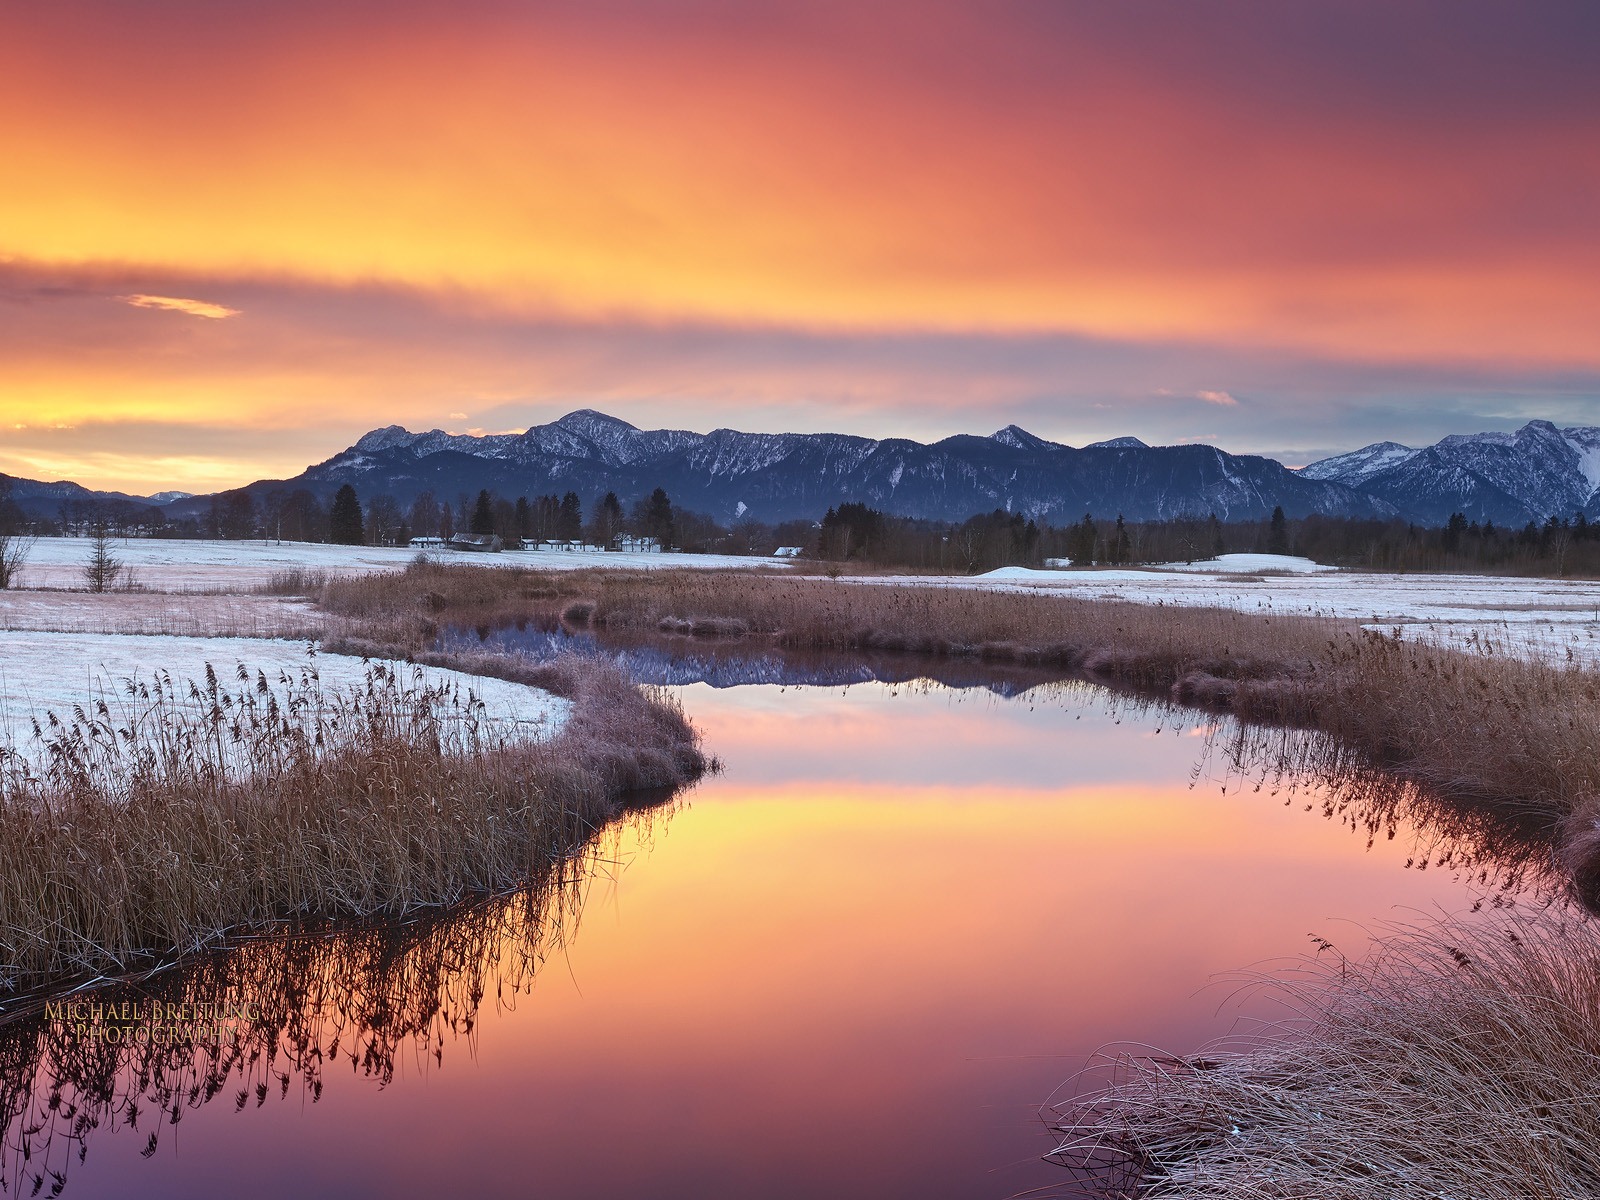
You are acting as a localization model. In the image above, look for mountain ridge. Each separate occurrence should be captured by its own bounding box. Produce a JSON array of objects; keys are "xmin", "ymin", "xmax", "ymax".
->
[
  {"xmin": 1298, "ymin": 420, "xmax": 1600, "ymax": 525},
  {"xmin": 163, "ymin": 409, "xmax": 1396, "ymax": 526}
]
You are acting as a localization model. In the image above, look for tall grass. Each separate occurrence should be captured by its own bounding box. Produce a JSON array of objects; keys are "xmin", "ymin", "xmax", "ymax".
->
[
  {"xmin": 1050, "ymin": 913, "xmax": 1600, "ymax": 1199},
  {"xmin": 316, "ymin": 563, "xmax": 1600, "ymax": 899},
  {"xmin": 0, "ymin": 653, "xmax": 704, "ymax": 990}
]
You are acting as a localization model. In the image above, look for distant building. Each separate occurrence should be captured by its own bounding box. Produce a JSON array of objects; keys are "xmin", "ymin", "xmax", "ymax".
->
[
  {"xmin": 772, "ymin": 546, "xmax": 803, "ymax": 558},
  {"xmin": 446, "ymin": 533, "xmax": 503, "ymax": 552},
  {"xmin": 529, "ymin": 539, "xmax": 601, "ymax": 553},
  {"xmin": 613, "ymin": 534, "xmax": 662, "ymax": 553},
  {"xmin": 408, "ymin": 536, "xmax": 445, "ymax": 548}
]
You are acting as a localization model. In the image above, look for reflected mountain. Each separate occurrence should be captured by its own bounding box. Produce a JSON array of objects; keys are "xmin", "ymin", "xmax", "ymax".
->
[{"xmin": 439, "ymin": 616, "xmax": 1081, "ymax": 696}]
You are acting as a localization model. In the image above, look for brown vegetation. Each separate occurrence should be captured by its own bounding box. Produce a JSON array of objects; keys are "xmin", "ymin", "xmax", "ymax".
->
[
  {"xmin": 0, "ymin": 652, "xmax": 705, "ymax": 991},
  {"xmin": 310, "ymin": 561, "xmax": 1600, "ymax": 897},
  {"xmin": 1050, "ymin": 913, "xmax": 1600, "ymax": 1199}
]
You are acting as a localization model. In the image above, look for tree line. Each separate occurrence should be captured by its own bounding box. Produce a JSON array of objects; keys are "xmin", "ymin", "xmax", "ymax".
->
[
  {"xmin": 804, "ymin": 502, "xmax": 1600, "ymax": 576},
  {"xmin": 11, "ymin": 467, "xmax": 1600, "ymax": 576}
]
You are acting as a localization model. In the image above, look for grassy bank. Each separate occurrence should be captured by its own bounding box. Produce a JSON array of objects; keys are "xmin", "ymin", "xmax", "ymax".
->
[
  {"xmin": 0, "ymin": 652, "xmax": 705, "ymax": 990},
  {"xmin": 311, "ymin": 562, "xmax": 1600, "ymax": 897},
  {"xmin": 1050, "ymin": 914, "xmax": 1600, "ymax": 1199}
]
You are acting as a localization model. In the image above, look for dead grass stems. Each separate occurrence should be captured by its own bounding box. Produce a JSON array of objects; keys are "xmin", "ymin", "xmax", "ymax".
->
[
  {"xmin": 0, "ymin": 651, "xmax": 705, "ymax": 991},
  {"xmin": 314, "ymin": 562, "xmax": 1600, "ymax": 898},
  {"xmin": 1051, "ymin": 912, "xmax": 1600, "ymax": 1199}
]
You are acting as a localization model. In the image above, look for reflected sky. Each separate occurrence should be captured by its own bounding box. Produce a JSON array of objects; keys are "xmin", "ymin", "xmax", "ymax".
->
[{"xmin": 39, "ymin": 680, "xmax": 1504, "ymax": 1199}]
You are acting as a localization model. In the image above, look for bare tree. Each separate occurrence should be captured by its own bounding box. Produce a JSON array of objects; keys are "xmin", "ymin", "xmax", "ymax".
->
[
  {"xmin": 0, "ymin": 532, "xmax": 30, "ymax": 590},
  {"xmin": 84, "ymin": 530, "xmax": 122, "ymax": 593},
  {"xmin": 0, "ymin": 478, "xmax": 31, "ymax": 589}
]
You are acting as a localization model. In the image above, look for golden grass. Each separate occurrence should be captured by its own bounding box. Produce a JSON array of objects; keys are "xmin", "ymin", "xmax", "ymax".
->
[
  {"xmin": 0, "ymin": 652, "xmax": 705, "ymax": 991},
  {"xmin": 1051, "ymin": 913, "xmax": 1600, "ymax": 1199},
  {"xmin": 315, "ymin": 563, "xmax": 1600, "ymax": 899}
]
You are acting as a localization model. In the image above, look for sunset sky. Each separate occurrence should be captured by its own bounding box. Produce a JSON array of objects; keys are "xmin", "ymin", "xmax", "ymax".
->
[{"xmin": 3, "ymin": 1, "xmax": 1598, "ymax": 494}]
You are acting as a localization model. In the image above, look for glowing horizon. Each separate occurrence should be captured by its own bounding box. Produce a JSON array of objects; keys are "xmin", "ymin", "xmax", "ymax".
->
[{"xmin": 3, "ymin": 1, "xmax": 1598, "ymax": 492}]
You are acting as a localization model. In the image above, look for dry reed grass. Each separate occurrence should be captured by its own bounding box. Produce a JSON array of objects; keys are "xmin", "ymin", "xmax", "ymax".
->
[
  {"xmin": 0, "ymin": 651, "xmax": 704, "ymax": 991},
  {"xmin": 1051, "ymin": 913, "xmax": 1600, "ymax": 1199},
  {"xmin": 316, "ymin": 563, "xmax": 1600, "ymax": 897}
]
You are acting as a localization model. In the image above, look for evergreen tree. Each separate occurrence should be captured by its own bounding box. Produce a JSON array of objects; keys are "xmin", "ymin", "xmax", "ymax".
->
[
  {"xmin": 514, "ymin": 496, "xmax": 531, "ymax": 541},
  {"xmin": 1267, "ymin": 505, "xmax": 1290, "ymax": 555},
  {"xmin": 589, "ymin": 491, "xmax": 625, "ymax": 545},
  {"xmin": 1065, "ymin": 513, "xmax": 1096, "ymax": 565},
  {"xmin": 329, "ymin": 485, "xmax": 364, "ymax": 545},
  {"xmin": 1113, "ymin": 514, "xmax": 1132, "ymax": 564},
  {"xmin": 556, "ymin": 492, "xmax": 583, "ymax": 540},
  {"xmin": 1208, "ymin": 512, "xmax": 1225, "ymax": 557},
  {"xmin": 641, "ymin": 487, "xmax": 674, "ymax": 547},
  {"xmin": 470, "ymin": 489, "xmax": 495, "ymax": 536}
]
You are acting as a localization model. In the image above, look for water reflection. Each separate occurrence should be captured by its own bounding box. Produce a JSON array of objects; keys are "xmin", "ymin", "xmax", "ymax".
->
[
  {"xmin": 439, "ymin": 615, "xmax": 1078, "ymax": 695},
  {"xmin": 0, "ymin": 672, "xmax": 1565, "ymax": 1198},
  {"xmin": 0, "ymin": 804, "xmax": 674, "ymax": 1199}
]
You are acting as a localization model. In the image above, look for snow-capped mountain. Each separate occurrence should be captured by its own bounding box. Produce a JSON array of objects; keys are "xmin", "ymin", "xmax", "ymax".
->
[
  {"xmin": 1299, "ymin": 421, "xmax": 1600, "ymax": 525},
  {"xmin": 198, "ymin": 408, "xmax": 1396, "ymax": 525},
  {"xmin": 1298, "ymin": 441, "xmax": 1420, "ymax": 487}
]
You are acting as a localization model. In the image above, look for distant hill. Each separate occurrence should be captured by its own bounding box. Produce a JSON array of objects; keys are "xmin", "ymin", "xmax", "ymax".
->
[
  {"xmin": 165, "ymin": 409, "xmax": 1395, "ymax": 526},
  {"xmin": 1299, "ymin": 421, "xmax": 1600, "ymax": 525},
  {"xmin": 0, "ymin": 474, "xmax": 184, "ymax": 521}
]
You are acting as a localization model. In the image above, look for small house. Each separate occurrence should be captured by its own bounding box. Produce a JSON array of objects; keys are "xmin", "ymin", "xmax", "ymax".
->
[
  {"xmin": 772, "ymin": 546, "xmax": 803, "ymax": 558},
  {"xmin": 613, "ymin": 534, "xmax": 662, "ymax": 553},
  {"xmin": 446, "ymin": 533, "xmax": 503, "ymax": 553},
  {"xmin": 408, "ymin": 536, "xmax": 444, "ymax": 549}
]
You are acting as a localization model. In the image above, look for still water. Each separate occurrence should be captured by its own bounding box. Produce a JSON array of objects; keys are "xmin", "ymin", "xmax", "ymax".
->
[{"xmin": 8, "ymin": 674, "xmax": 1515, "ymax": 1198}]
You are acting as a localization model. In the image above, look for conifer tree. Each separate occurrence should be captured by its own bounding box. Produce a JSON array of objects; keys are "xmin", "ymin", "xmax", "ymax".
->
[
  {"xmin": 470, "ymin": 489, "xmax": 495, "ymax": 535},
  {"xmin": 329, "ymin": 485, "xmax": 364, "ymax": 545}
]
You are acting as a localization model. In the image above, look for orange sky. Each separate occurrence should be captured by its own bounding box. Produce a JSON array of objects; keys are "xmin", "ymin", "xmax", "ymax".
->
[{"xmin": 2, "ymin": 1, "xmax": 1599, "ymax": 492}]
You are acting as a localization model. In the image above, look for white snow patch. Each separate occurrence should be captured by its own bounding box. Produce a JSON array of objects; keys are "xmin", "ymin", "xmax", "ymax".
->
[
  {"xmin": 1157, "ymin": 554, "xmax": 1337, "ymax": 575},
  {"xmin": 845, "ymin": 569, "xmax": 1600, "ymax": 669},
  {"xmin": 14, "ymin": 538, "xmax": 778, "ymax": 592},
  {"xmin": 0, "ymin": 632, "xmax": 569, "ymax": 777}
]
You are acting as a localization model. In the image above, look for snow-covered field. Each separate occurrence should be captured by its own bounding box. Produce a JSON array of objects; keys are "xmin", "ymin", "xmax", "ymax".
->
[
  {"xmin": 11, "ymin": 537, "xmax": 775, "ymax": 591},
  {"xmin": 4, "ymin": 541, "xmax": 1597, "ymax": 674},
  {"xmin": 0, "ymin": 632, "xmax": 568, "ymax": 778},
  {"xmin": 0, "ymin": 591, "xmax": 319, "ymax": 636},
  {"xmin": 887, "ymin": 561, "xmax": 1600, "ymax": 667}
]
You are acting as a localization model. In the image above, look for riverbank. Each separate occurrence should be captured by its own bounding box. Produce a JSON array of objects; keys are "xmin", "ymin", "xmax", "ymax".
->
[
  {"xmin": 312, "ymin": 562, "xmax": 1600, "ymax": 903},
  {"xmin": 0, "ymin": 646, "xmax": 706, "ymax": 991},
  {"xmin": 1051, "ymin": 914, "xmax": 1600, "ymax": 1199}
]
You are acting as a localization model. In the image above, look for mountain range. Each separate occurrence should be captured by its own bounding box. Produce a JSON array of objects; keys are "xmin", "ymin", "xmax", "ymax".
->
[
  {"xmin": 163, "ymin": 409, "xmax": 1396, "ymax": 526},
  {"xmin": 10, "ymin": 412, "xmax": 1600, "ymax": 529},
  {"xmin": 1299, "ymin": 420, "xmax": 1600, "ymax": 526}
]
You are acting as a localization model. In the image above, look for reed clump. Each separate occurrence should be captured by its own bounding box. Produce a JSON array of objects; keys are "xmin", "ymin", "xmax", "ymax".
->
[
  {"xmin": 1051, "ymin": 913, "xmax": 1600, "ymax": 1199},
  {"xmin": 0, "ymin": 654, "xmax": 705, "ymax": 991}
]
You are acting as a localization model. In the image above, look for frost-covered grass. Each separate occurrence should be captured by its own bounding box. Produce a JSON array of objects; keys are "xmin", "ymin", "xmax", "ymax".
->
[
  {"xmin": 0, "ymin": 631, "xmax": 569, "ymax": 781},
  {"xmin": 1052, "ymin": 914, "xmax": 1600, "ymax": 1199}
]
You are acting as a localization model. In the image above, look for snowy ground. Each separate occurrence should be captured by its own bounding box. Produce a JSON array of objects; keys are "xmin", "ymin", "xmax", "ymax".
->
[
  {"xmin": 869, "ymin": 562, "xmax": 1600, "ymax": 667},
  {"xmin": 11, "ymin": 537, "xmax": 777, "ymax": 591},
  {"xmin": 0, "ymin": 632, "xmax": 569, "ymax": 779},
  {"xmin": 4, "ymin": 540, "xmax": 1597, "ymax": 672},
  {"xmin": 0, "ymin": 591, "xmax": 319, "ymax": 637}
]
